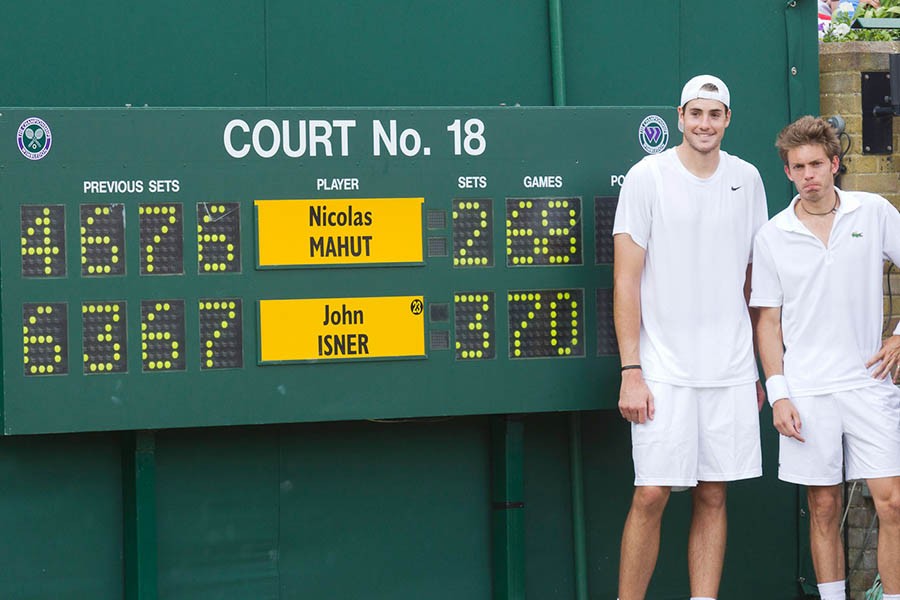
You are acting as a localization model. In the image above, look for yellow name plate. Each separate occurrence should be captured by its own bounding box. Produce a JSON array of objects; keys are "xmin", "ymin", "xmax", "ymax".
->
[
  {"xmin": 255, "ymin": 198, "xmax": 424, "ymax": 266},
  {"xmin": 259, "ymin": 295, "xmax": 426, "ymax": 362}
]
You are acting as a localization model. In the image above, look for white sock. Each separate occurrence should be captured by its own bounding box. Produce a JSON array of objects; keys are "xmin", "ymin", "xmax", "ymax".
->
[
  {"xmin": 690, "ymin": 597, "xmax": 716, "ymax": 600},
  {"xmin": 817, "ymin": 580, "xmax": 845, "ymax": 600},
  {"xmin": 882, "ymin": 594, "xmax": 900, "ymax": 600}
]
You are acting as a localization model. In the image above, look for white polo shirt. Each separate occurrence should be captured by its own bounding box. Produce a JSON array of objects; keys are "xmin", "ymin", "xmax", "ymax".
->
[
  {"xmin": 613, "ymin": 148, "xmax": 768, "ymax": 387},
  {"xmin": 750, "ymin": 189, "xmax": 900, "ymax": 396}
]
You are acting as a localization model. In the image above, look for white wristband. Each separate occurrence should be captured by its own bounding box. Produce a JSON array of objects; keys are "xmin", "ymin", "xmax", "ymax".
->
[{"xmin": 765, "ymin": 375, "xmax": 790, "ymax": 407}]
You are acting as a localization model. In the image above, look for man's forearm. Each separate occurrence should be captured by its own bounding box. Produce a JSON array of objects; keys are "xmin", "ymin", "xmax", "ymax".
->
[
  {"xmin": 613, "ymin": 281, "xmax": 641, "ymax": 365},
  {"xmin": 756, "ymin": 313, "xmax": 785, "ymax": 380}
]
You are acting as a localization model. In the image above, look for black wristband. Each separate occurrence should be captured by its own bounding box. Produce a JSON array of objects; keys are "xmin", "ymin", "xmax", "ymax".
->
[{"xmin": 620, "ymin": 364, "xmax": 641, "ymax": 371}]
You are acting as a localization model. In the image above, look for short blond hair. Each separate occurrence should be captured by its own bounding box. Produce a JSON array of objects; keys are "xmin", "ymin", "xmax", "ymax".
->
[{"xmin": 775, "ymin": 116, "xmax": 841, "ymax": 165}]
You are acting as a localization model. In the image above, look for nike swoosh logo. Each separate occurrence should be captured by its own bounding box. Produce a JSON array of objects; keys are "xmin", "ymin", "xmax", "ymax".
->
[{"xmin": 731, "ymin": 186, "xmax": 742, "ymax": 191}]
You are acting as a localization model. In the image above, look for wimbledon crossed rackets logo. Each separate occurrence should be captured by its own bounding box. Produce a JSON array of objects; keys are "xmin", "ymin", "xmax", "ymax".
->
[
  {"xmin": 17, "ymin": 117, "xmax": 52, "ymax": 160},
  {"xmin": 638, "ymin": 115, "xmax": 669, "ymax": 155}
]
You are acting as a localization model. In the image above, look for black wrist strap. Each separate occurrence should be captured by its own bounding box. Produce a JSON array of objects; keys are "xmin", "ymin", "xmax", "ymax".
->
[{"xmin": 620, "ymin": 364, "xmax": 642, "ymax": 372}]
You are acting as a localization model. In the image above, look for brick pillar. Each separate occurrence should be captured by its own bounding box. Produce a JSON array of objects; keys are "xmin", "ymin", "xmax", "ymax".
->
[{"xmin": 819, "ymin": 41, "xmax": 900, "ymax": 600}]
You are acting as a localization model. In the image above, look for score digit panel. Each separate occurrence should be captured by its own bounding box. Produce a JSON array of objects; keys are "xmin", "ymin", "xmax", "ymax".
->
[{"xmin": 0, "ymin": 106, "xmax": 674, "ymax": 434}]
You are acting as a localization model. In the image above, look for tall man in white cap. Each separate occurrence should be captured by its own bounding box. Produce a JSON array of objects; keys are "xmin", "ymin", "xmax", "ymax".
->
[
  {"xmin": 613, "ymin": 75, "xmax": 767, "ymax": 600},
  {"xmin": 752, "ymin": 115, "xmax": 900, "ymax": 600}
]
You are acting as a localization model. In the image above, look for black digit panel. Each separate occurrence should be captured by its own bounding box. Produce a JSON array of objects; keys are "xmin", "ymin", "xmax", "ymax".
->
[
  {"xmin": 21, "ymin": 205, "xmax": 66, "ymax": 278},
  {"xmin": 453, "ymin": 292, "xmax": 495, "ymax": 360},
  {"xmin": 82, "ymin": 301, "xmax": 127, "ymax": 373},
  {"xmin": 506, "ymin": 198, "xmax": 582, "ymax": 266},
  {"xmin": 81, "ymin": 204, "xmax": 125, "ymax": 276},
  {"xmin": 141, "ymin": 300, "xmax": 186, "ymax": 372},
  {"xmin": 23, "ymin": 302, "xmax": 68, "ymax": 375},
  {"xmin": 452, "ymin": 199, "xmax": 493, "ymax": 267},
  {"xmin": 199, "ymin": 299, "xmax": 243, "ymax": 369},
  {"xmin": 139, "ymin": 203, "xmax": 183, "ymax": 275},
  {"xmin": 197, "ymin": 202, "xmax": 241, "ymax": 274},
  {"xmin": 508, "ymin": 289, "xmax": 584, "ymax": 358}
]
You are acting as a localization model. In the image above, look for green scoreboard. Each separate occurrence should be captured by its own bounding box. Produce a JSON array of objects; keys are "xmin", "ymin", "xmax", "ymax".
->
[{"xmin": 0, "ymin": 107, "xmax": 675, "ymax": 434}]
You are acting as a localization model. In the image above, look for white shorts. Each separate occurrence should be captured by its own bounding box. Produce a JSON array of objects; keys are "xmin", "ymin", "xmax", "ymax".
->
[
  {"xmin": 778, "ymin": 382, "xmax": 900, "ymax": 486},
  {"xmin": 631, "ymin": 380, "xmax": 762, "ymax": 487}
]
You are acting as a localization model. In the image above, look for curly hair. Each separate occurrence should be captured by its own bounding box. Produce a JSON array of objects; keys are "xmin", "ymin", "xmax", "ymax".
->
[{"xmin": 775, "ymin": 115, "xmax": 841, "ymax": 165}]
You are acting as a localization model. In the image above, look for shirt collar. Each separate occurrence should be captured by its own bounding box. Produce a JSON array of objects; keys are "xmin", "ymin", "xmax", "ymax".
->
[{"xmin": 773, "ymin": 187, "xmax": 859, "ymax": 232}]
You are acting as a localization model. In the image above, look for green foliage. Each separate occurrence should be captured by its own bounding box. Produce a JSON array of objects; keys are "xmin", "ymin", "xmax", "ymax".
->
[{"xmin": 822, "ymin": 0, "xmax": 900, "ymax": 41}]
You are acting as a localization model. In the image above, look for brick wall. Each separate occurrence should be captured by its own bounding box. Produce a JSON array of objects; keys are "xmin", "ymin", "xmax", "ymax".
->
[{"xmin": 819, "ymin": 40, "xmax": 900, "ymax": 600}]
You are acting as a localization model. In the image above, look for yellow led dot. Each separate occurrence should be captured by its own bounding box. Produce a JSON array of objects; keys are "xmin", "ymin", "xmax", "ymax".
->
[
  {"xmin": 213, "ymin": 331, "xmax": 221, "ymax": 338},
  {"xmin": 38, "ymin": 365, "xmax": 46, "ymax": 374},
  {"xmin": 483, "ymin": 341, "xmax": 490, "ymax": 349},
  {"xmin": 206, "ymin": 349, "xmax": 214, "ymax": 358},
  {"xmin": 147, "ymin": 313, "xmax": 155, "ymax": 321},
  {"xmin": 565, "ymin": 348, "xmax": 572, "ymax": 355},
  {"xmin": 23, "ymin": 356, "xmax": 29, "ymax": 364},
  {"xmin": 212, "ymin": 263, "xmax": 220, "ymax": 271},
  {"xmin": 171, "ymin": 351, "xmax": 179, "ymax": 359},
  {"xmin": 227, "ymin": 244, "xmax": 234, "ymax": 252},
  {"xmin": 97, "ymin": 363, "xmax": 106, "ymax": 372},
  {"xmin": 30, "ymin": 366, "xmax": 37, "ymax": 374},
  {"xmin": 521, "ymin": 321, "xmax": 528, "ymax": 329},
  {"xmin": 169, "ymin": 216, "xmax": 176, "ymax": 224},
  {"xmin": 142, "ymin": 342, "xmax": 147, "ymax": 350},
  {"xmin": 206, "ymin": 340, "xmax": 213, "ymax": 348},
  {"xmin": 152, "ymin": 206, "xmax": 160, "ymax": 215},
  {"xmin": 228, "ymin": 311, "xmax": 236, "ymax": 319},
  {"xmin": 514, "ymin": 349, "xmax": 521, "ymax": 357},
  {"xmin": 551, "ymin": 339, "xmax": 558, "ymax": 346},
  {"xmin": 204, "ymin": 263, "xmax": 211, "ymax": 271},
  {"xmin": 94, "ymin": 207, "xmax": 102, "ymax": 215},
  {"xmin": 206, "ymin": 359, "xmax": 214, "ymax": 368},
  {"xmin": 468, "ymin": 322, "xmax": 475, "ymax": 331},
  {"xmin": 111, "ymin": 256, "xmax": 119, "ymax": 264},
  {"xmin": 163, "ymin": 303, "xmax": 170, "ymax": 311}
]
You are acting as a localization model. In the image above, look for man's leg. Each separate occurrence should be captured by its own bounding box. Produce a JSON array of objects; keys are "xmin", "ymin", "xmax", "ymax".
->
[
  {"xmin": 806, "ymin": 485, "xmax": 844, "ymax": 594},
  {"xmin": 867, "ymin": 477, "xmax": 900, "ymax": 595},
  {"xmin": 618, "ymin": 485, "xmax": 671, "ymax": 600},
  {"xmin": 688, "ymin": 481, "xmax": 726, "ymax": 598}
]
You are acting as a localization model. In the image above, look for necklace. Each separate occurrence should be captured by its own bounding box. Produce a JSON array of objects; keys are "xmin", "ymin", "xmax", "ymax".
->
[{"xmin": 799, "ymin": 194, "xmax": 838, "ymax": 216}]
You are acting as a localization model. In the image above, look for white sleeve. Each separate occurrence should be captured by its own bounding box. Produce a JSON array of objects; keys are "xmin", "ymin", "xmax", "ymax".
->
[
  {"xmin": 612, "ymin": 159, "xmax": 654, "ymax": 249},
  {"xmin": 749, "ymin": 232, "xmax": 783, "ymax": 308},
  {"xmin": 748, "ymin": 168, "xmax": 769, "ymax": 263}
]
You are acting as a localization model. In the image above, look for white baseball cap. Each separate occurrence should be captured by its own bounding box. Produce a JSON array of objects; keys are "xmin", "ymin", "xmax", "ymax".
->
[{"xmin": 679, "ymin": 75, "xmax": 730, "ymax": 109}]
